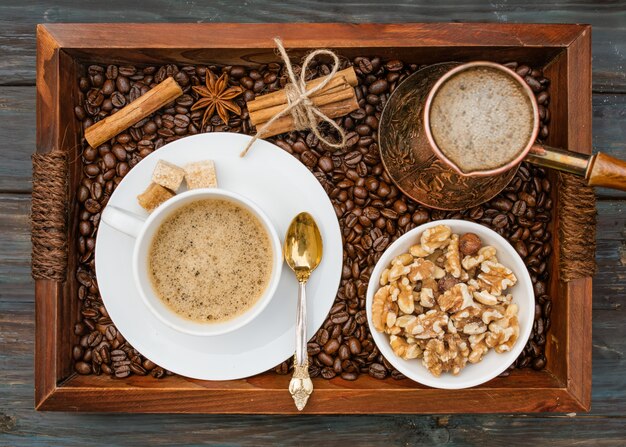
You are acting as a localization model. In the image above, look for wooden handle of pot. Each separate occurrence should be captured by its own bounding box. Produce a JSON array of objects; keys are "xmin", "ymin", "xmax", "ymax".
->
[
  {"xmin": 85, "ymin": 77, "xmax": 183, "ymax": 148},
  {"xmin": 586, "ymin": 152, "xmax": 626, "ymax": 191}
]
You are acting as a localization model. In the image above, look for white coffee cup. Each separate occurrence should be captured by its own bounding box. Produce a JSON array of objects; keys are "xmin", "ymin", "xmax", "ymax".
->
[{"xmin": 101, "ymin": 188, "xmax": 283, "ymax": 336}]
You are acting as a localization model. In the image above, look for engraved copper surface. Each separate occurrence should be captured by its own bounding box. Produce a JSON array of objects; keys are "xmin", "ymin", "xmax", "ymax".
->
[{"xmin": 379, "ymin": 63, "xmax": 517, "ymax": 210}]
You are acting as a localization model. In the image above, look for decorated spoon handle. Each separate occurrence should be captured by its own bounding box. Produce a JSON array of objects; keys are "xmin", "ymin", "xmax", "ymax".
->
[
  {"xmin": 289, "ymin": 280, "xmax": 313, "ymax": 411},
  {"xmin": 295, "ymin": 281, "xmax": 307, "ymax": 366}
]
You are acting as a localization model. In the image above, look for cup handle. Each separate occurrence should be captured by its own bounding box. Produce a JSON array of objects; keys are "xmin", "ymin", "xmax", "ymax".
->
[{"xmin": 101, "ymin": 205, "xmax": 146, "ymax": 238}]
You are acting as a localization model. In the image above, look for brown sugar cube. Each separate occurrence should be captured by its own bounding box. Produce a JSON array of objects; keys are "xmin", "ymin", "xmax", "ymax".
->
[
  {"xmin": 137, "ymin": 182, "xmax": 175, "ymax": 212},
  {"xmin": 152, "ymin": 159, "xmax": 185, "ymax": 192},
  {"xmin": 184, "ymin": 160, "xmax": 218, "ymax": 189}
]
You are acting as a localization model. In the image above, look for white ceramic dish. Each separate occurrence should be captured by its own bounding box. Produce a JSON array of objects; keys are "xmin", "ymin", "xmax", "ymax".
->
[
  {"xmin": 366, "ymin": 219, "xmax": 534, "ymax": 389},
  {"xmin": 101, "ymin": 188, "xmax": 283, "ymax": 337},
  {"xmin": 95, "ymin": 132, "xmax": 342, "ymax": 380}
]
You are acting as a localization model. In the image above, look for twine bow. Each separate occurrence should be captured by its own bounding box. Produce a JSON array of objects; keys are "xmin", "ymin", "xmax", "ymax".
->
[{"xmin": 240, "ymin": 38, "xmax": 348, "ymax": 157}]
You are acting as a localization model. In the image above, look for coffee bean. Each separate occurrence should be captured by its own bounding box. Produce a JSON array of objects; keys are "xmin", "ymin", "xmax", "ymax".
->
[
  {"xmin": 321, "ymin": 367, "xmax": 337, "ymax": 379},
  {"xmin": 373, "ymin": 236, "xmax": 390, "ymax": 252},
  {"xmin": 330, "ymin": 311, "xmax": 349, "ymax": 324},
  {"xmin": 105, "ymin": 325, "xmax": 117, "ymax": 341},
  {"xmin": 338, "ymin": 344, "xmax": 350, "ymax": 360},
  {"xmin": 385, "ymin": 60, "xmax": 404, "ymax": 72},
  {"xmin": 369, "ymin": 363, "xmax": 387, "ymax": 379},
  {"xmin": 358, "ymin": 58, "xmax": 373, "ymax": 74},
  {"xmin": 318, "ymin": 156, "xmax": 333, "ymax": 173},
  {"xmin": 79, "ymin": 221, "xmax": 91, "ymax": 236},
  {"xmin": 525, "ymin": 75, "xmax": 542, "ymax": 92},
  {"xmin": 316, "ymin": 328, "xmax": 330, "ymax": 346},
  {"xmin": 301, "ymin": 150, "xmax": 318, "ymax": 168},
  {"xmin": 73, "ymin": 345, "xmax": 84, "ymax": 360},
  {"xmin": 130, "ymin": 362, "xmax": 148, "ymax": 375},
  {"xmin": 87, "ymin": 331, "xmax": 102, "ymax": 347},
  {"xmin": 333, "ymin": 357, "xmax": 343, "ymax": 374},
  {"xmin": 116, "ymin": 76, "xmax": 130, "ymax": 93},
  {"xmin": 363, "ymin": 206, "xmax": 380, "ymax": 220},
  {"xmin": 105, "ymin": 65, "xmax": 118, "ymax": 80},
  {"xmin": 512, "ymin": 200, "xmax": 527, "ymax": 216},
  {"xmin": 377, "ymin": 182, "xmax": 391, "ymax": 197},
  {"xmin": 344, "ymin": 151, "xmax": 363, "ymax": 166},
  {"xmin": 368, "ymin": 79, "xmax": 389, "ymax": 95},
  {"xmin": 115, "ymin": 365, "xmax": 131, "ymax": 378},
  {"xmin": 412, "ymin": 210, "xmax": 430, "ymax": 225},
  {"xmin": 492, "ymin": 214, "xmax": 508, "ymax": 228},
  {"xmin": 532, "ymin": 355, "xmax": 546, "ymax": 370},
  {"xmin": 389, "ymin": 369, "xmax": 405, "ymax": 380},
  {"xmin": 308, "ymin": 342, "xmax": 321, "ymax": 356},
  {"xmin": 491, "ymin": 198, "xmax": 513, "ymax": 212},
  {"xmin": 102, "ymin": 152, "xmax": 117, "ymax": 170},
  {"xmin": 111, "ymin": 92, "xmax": 126, "ymax": 108},
  {"xmin": 514, "ymin": 240, "xmax": 528, "ymax": 258},
  {"xmin": 149, "ymin": 366, "xmax": 164, "ymax": 379},
  {"xmin": 110, "ymin": 349, "xmax": 126, "ymax": 362},
  {"xmin": 324, "ymin": 339, "xmax": 340, "ymax": 355},
  {"xmin": 118, "ymin": 66, "xmax": 136, "ymax": 77},
  {"xmin": 393, "ymin": 199, "xmax": 408, "ymax": 214},
  {"xmin": 341, "ymin": 372, "xmax": 358, "ymax": 381},
  {"xmin": 75, "ymin": 361, "xmax": 92, "ymax": 375},
  {"xmin": 353, "ymin": 186, "xmax": 368, "ymax": 199},
  {"xmin": 380, "ymin": 208, "xmax": 398, "ymax": 220},
  {"xmin": 346, "ymin": 337, "xmax": 361, "ymax": 355}
]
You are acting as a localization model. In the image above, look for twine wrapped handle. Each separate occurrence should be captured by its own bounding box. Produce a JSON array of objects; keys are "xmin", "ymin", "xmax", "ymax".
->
[{"xmin": 240, "ymin": 38, "xmax": 347, "ymax": 157}]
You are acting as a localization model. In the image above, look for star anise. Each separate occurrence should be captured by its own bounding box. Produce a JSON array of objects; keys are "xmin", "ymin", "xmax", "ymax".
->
[{"xmin": 191, "ymin": 71, "xmax": 244, "ymax": 128}]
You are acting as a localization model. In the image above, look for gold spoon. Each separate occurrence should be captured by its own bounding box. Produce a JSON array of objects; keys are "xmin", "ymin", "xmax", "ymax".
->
[{"xmin": 284, "ymin": 212, "xmax": 323, "ymax": 411}]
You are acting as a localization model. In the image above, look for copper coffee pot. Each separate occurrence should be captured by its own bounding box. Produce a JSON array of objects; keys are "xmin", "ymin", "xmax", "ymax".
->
[{"xmin": 379, "ymin": 62, "xmax": 626, "ymax": 210}]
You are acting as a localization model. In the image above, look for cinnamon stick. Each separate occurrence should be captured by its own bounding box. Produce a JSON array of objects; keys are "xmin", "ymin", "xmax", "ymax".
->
[
  {"xmin": 247, "ymin": 67, "xmax": 358, "ymax": 114},
  {"xmin": 249, "ymin": 82, "xmax": 356, "ymax": 126},
  {"xmin": 253, "ymin": 96, "xmax": 360, "ymax": 139},
  {"xmin": 85, "ymin": 77, "xmax": 183, "ymax": 148}
]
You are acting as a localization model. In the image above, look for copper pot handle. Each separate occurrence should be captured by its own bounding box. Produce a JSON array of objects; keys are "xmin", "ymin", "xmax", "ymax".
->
[{"xmin": 526, "ymin": 144, "xmax": 626, "ymax": 191}]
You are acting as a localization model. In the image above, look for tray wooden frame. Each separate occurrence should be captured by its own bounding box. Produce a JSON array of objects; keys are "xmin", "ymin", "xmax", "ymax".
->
[{"xmin": 35, "ymin": 23, "xmax": 592, "ymax": 413}]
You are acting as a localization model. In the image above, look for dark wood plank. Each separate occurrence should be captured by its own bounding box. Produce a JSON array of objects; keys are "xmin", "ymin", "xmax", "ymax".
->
[
  {"xmin": 0, "ymin": 87, "xmax": 34, "ymax": 192},
  {"xmin": 593, "ymin": 201, "xmax": 626, "ymax": 310},
  {"xmin": 1, "ymin": 1, "xmax": 624, "ymax": 91},
  {"xmin": 0, "ymin": 195, "xmax": 32, "ymax": 302},
  {"xmin": 594, "ymin": 94, "xmax": 626, "ymax": 199}
]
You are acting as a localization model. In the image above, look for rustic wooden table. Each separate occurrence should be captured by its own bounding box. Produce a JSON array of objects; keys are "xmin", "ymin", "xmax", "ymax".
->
[{"xmin": 1, "ymin": 1, "xmax": 625, "ymax": 445}]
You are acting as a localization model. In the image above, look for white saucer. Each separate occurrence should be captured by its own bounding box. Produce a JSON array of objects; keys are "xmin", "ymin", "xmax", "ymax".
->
[{"xmin": 95, "ymin": 133, "xmax": 342, "ymax": 380}]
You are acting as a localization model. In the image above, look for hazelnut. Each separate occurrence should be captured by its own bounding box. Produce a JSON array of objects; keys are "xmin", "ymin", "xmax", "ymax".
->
[
  {"xmin": 438, "ymin": 274, "xmax": 460, "ymax": 292},
  {"xmin": 459, "ymin": 233, "xmax": 482, "ymax": 256}
]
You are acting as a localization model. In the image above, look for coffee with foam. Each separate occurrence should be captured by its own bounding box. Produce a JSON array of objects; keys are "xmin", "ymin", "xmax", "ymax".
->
[
  {"xmin": 148, "ymin": 199, "xmax": 273, "ymax": 323},
  {"xmin": 429, "ymin": 66, "xmax": 535, "ymax": 173}
]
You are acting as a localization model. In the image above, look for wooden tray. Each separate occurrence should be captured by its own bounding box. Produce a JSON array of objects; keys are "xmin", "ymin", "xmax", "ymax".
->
[{"xmin": 35, "ymin": 23, "xmax": 592, "ymax": 413}]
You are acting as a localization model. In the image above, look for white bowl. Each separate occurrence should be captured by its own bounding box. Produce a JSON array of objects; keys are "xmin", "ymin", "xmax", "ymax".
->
[{"xmin": 366, "ymin": 219, "xmax": 534, "ymax": 389}]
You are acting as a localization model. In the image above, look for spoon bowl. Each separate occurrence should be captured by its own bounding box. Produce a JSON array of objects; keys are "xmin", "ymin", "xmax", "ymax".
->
[{"xmin": 284, "ymin": 212, "xmax": 323, "ymax": 280}]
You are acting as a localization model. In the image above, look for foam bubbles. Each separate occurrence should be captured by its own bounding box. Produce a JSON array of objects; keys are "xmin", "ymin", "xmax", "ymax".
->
[
  {"xmin": 148, "ymin": 199, "xmax": 273, "ymax": 323},
  {"xmin": 429, "ymin": 66, "xmax": 534, "ymax": 173}
]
